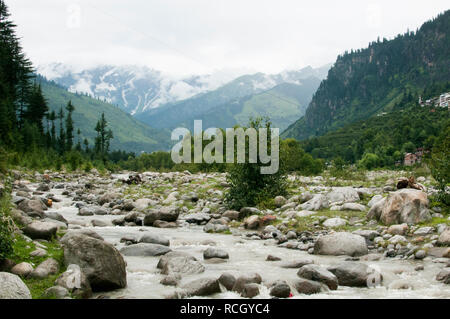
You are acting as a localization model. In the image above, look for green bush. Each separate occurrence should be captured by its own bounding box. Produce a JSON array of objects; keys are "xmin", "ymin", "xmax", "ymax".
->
[
  {"xmin": 225, "ymin": 118, "xmax": 287, "ymax": 210},
  {"xmin": 0, "ymin": 184, "xmax": 14, "ymax": 261}
]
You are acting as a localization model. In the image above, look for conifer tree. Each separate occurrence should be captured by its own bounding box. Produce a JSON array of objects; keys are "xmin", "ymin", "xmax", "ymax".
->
[{"xmin": 65, "ymin": 100, "xmax": 75, "ymax": 151}]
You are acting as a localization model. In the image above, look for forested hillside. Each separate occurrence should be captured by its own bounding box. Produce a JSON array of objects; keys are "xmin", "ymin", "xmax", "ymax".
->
[{"xmin": 283, "ymin": 10, "xmax": 450, "ymax": 140}]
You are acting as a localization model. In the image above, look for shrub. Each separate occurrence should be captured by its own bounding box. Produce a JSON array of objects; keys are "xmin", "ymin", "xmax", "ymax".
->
[
  {"xmin": 0, "ymin": 184, "xmax": 14, "ymax": 261},
  {"xmin": 429, "ymin": 124, "xmax": 450, "ymax": 205},
  {"xmin": 225, "ymin": 118, "xmax": 287, "ymax": 210}
]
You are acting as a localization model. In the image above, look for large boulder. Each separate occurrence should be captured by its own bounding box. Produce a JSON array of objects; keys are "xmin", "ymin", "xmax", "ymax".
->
[
  {"xmin": 60, "ymin": 233, "xmax": 127, "ymax": 291},
  {"xmin": 158, "ymin": 252, "xmax": 205, "ymax": 276},
  {"xmin": 314, "ymin": 232, "xmax": 368, "ymax": 257},
  {"xmin": 293, "ymin": 278, "xmax": 323, "ymax": 295},
  {"xmin": 379, "ymin": 189, "xmax": 431, "ymax": 225},
  {"xmin": 367, "ymin": 197, "xmax": 386, "ymax": 221},
  {"xmin": 437, "ymin": 229, "xmax": 450, "ymax": 246},
  {"xmin": 297, "ymin": 265, "xmax": 338, "ymax": 290},
  {"xmin": 139, "ymin": 233, "xmax": 170, "ymax": 246},
  {"xmin": 11, "ymin": 262, "xmax": 34, "ymax": 277},
  {"xmin": 55, "ymin": 264, "xmax": 92, "ymax": 299},
  {"xmin": 30, "ymin": 258, "xmax": 59, "ymax": 279},
  {"xmin": 326, "ymin": 187, "xmax": 360, "ymax": 204},
  {"xmin": 0, "ymin": 272, "xmax": 32, "ymax": 299},
  {"xmin": 143, "ymin": 206, "xmax": 180, "ymax": 226},
  {"xmin": 203, "ymin": 248, "xmax": 229, "ymax": 260},
  {"xmin": 18, "ymin": 199, "xmax": 46, "ymax": 218},
  {"xmin": 23, "ymin": 221, "xmax": 57, "ymax": 240},
  {"xmin": 232, "ymin": 273, "xmax": 262, "ymax": 294},
  {"xmin": 300, "ymin": 194, "xmax": 329, "ymax": 211},
  {"xmin": 244, "ymin": 215, "xmax": 261, "ymax": 230},
  {"xmin": 181, "ymin": 277, "xmax": 221, "ymax": 297},
  {"xmin": 327, "ymin": 262, "xmax": 379, "ymax": 287},
  {"xmin": 120, "ymin": 243, "xmax": 171, "ymax": 257}
]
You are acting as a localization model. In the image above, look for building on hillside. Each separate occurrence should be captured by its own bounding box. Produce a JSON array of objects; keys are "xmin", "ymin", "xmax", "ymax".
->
[
  {"xmin": 439, "ymin": 93, "xmax": 450, "ymax": 107},
  {"xmin": 404, "ymin": 153, "xmax": 418, "ymax": 166}
]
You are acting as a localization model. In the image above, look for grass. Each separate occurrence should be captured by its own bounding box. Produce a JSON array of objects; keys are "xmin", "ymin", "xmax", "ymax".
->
[{"xmin": 10, "ymin": 235, "xmax": 67, "ymax": 299}]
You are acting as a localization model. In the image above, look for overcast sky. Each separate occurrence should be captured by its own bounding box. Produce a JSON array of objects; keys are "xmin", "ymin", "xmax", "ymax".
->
[{"xmin": 7, "ymin": 0, "xmax": 450, "ymax": 77}]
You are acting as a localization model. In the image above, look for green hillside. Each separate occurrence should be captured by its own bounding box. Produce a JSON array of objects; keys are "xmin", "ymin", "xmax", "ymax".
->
[
  {"xmin": 39, "ymin": 76, "xmax": 171, "ymax": 153},
  {"xmin": 283, "ymin": 10, "xmax": 450, "ymax": 140}
]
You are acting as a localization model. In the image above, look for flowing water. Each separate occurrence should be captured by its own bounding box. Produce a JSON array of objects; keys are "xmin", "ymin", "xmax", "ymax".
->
[{"xmin": 36, "ymin": 181, "xmax": 450, "ymax": 299}]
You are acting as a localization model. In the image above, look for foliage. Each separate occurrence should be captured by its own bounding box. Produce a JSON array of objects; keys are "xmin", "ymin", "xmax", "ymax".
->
[
  {"xmin": 429, "ymin": 124, "xmax": 450, "ymax": 205},
  {"xmin": 0, "ymin": 181, "xmax": 14, "ymax": 261},
  {"xmin": 225, "ymin": 118, "xmax": 288, "ymax": 210},
  {"xmin": 284, "ymin": 10, "xmax": 450, "ymax": 140}
]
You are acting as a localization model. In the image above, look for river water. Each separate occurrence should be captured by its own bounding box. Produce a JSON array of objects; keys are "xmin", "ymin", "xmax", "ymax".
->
[{"xmin": 36, "ymin": 182, "xmax": 450, "ymax": 299}]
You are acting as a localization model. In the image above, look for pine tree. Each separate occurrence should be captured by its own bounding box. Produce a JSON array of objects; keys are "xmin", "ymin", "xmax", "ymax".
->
[
  {"xmin": 94, "ymin": 113, "xmax": 113, "ymax": 162},
  {"xmin": 24, "ymin": 84, "xmax": 48, "ymax": 134},
  {"xmin": 65, "ymin": 100, "xmax": 75, "ymax": 151},
  {"xmin": 57, "ymin": 107, "xmax": 65, "ymax": 154}
]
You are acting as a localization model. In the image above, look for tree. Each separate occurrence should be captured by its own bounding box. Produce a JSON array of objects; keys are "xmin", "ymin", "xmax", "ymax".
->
[
  {"xmin": 94, "ymin": 113, "xmax": 113, "ymax": 162},
  {"xmin": 24, "ymin": 84, "xmax": 48, "ymax": 134},
  {"xmin": 225, "ymin": 118, "xmax": 287, "ymax": 210},
  {"xmin": 65, "ymin": 100, "xmax": 75, "ymax": 151},
  {"xmin": 57, "ymin": 107, "xmax": 65, "ymax": 154}
]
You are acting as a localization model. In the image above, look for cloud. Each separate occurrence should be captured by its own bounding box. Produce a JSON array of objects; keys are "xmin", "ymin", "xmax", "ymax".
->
[{"xmin": 7, "ymin": 0, "xmax": 450, "ymax": 76}]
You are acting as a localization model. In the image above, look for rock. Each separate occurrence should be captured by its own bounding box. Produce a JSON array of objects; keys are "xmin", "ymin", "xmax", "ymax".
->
[
  {"xmin": 30, "ymin": 248, "xmax": 48, "ymax": 257},
  {"xmin": 60, "ymin": 232, "xmax": 127, "ymax": 291},
  {"xmin": 232, "ymin": 273, "xmax": 262, "ymax": 294},
  {"xmin": 415, "ymin": 250, "xmax": 427, "ymax": 260},
  {"xmin": 37, "ymin": 184, "xmax": 50, "ymax": 192},
  {"xmin": 296, "ymin": 210, "xmax": 317, "ymax": 218},
  {"xmin": 0, "ymin": 272, "xmax": 32, "ymax": 299},
  {"xmin": 30, "ymin": 258, "xmax": 59, "ymax": 279},
  {"xmin": 204, "ymin": 223, "xmax": 229, "ymax": 233},
  {"xmin": 11, "ymin": 262, "xmax": 34, "ymax": 277},
  {"xmin": 181, "ymin": 277, "xmax": 221, "ymax": 297},
  {"xmin": 42, "ymin": 286, "xmax": 70, "ymax": 299},
  {"xmin": 280, "ymin": 259, "xmax": 314, "ymax": 269},
  {"xmin": 314, "ymin": 232, "xmax": 368, "ymax": 257},
  {"xmin": 91, "ymin": 219, "xmax": 113, "ymax": 227},
  {"xmin": 286, "ymin": 231, "xmax": 297, "ymax": 240},
  {"xmin": 367, "ymin": 197, "xmax": 386, "ymax": 221},
  {"xmin": 380, "ymin": 189, "xmax": 431, "ymax": 225},
  {"xmin": 143, "ymin": 206, "xmax": 180, "ymax": 226},
  {"xmin": 222, "ymin": 210, "xmax": 240, "ymax": 221},
  {"xmin": 18, "ymin": 199, "xmax": 46, "ymax": 217},
  {"xmin": 436, "ymin": 268, "xmax": 450, "ymax": 284},
  {"xmin": 55, "ymin": 264, "xmax": 92, "ymax": 298},
  {"xmin": 153, "ymin": 220, "xmax": 177, "ymax": 228},
  {"xmin": 323, "ymin": 217, "xmax": 347, "ymax": 228},
  {"xmin": 66, "ymin": 229, "xmax": 104, "ymax": 241},
  {"xmin": 352, "ymin": 230, "xmax": 379, "ymax": 241},
  {"xmin": 134, "ymin": 198, "xmax": 152, "ymax": 210},
  {"xmin": 300, "ymin": 194, "xmax": 329, "ymax": 211},
  {"xmin": 159, "ymin": 253, "xmax": 205, "ymax": 276},
  {"xmin": 78, "ymin": 207, "xmax": 95, "ymax": 216},
  {"xmin": 414, "ymin": 227, "xmax": 434, "ymax": 235},
  {"xmin": 293, "ymin": 278, "xmax": 322, "ymax": 295},
  {"xmin": 241, "ymin": 283, "xmax": 260, "ymax": 298},
  {"xmin": 203, "ymin": 248, "xmax": 229, "ymax": 260},
  {"xmin": 184, "ymin": 212, "xmax": 211, "ymax": 224},
  {"xmin": 120, "ymin": 243, "xmax": 171, "ymax": 257},
  {"xmin": 160, "ymin": 274, "xmax": 181, "ymax": 286},
  {"xmin": 297, "ymin": 264, "xmax": 338, "ymax": 290},
  {"xmin": 244, "ymin": 215, "xmax": 261, "ymax": 230},
  {"xmin": 44, "ymin": 212, "xmax": 68, "ymax": 225},
  {"xmin": 326, "ymin": 187, "xmax": 360, "ymax": 204},
  {"xmin": 368, "ymin": 195, "xmax": 383, "ymax": 208},
  {"xmin": 219, "ymin": 273, "xmax": 236, "ymax": 291},
  {"xmin": 327, "ymin": 262, "xmax": 377, "ymax": 287},
  {"xmin": 269, "ymin": 280, "xmax": 291, "ymax": 298},
  {"xmin": 274, "ymin": 196, "xmax": 287, "ymax": 208},
  {"xmin": 266, "ymin": 255, "xmax": 281, "ymax": 261},
  {"xmin": 387, "ymin": 224, "xmax": 409, "ymax": 235},
  {"xmin": 388, "ymin": 235, "xmax": 407, "ymax": 245},
  {"xmin": 240, "ymin": 207, "xmax": 261, "ymax": 219},
  {"xmin": 342, "ymin": 203, "xmax": 366, "ymax": 212},
  {"xmin": 23, "ymin": 221, "xmax": 57, "ymax": 240},
  {"xmin": 139, "ymin": 233, "xmax": 170, "ymax": 246},
  {"xmin": 437, "ymin": 229, "xmax": 450, "ymax": 246}
]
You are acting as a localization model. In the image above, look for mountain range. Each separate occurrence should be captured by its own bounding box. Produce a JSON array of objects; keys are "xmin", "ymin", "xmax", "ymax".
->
[
  {"xmin": 283, "ymin": 10, "xmax": 450, "ymax": 141},
  {"xmin": 38, "ymin": 76, "xmax": 170, "ymax": 153}
]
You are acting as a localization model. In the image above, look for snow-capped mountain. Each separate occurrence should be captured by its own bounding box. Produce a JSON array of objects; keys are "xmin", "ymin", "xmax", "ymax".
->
[
  {"xmin": 38, "ymin": 63, "xmax": 242, "ymax": 115},
  {"xmin": 38, "ymin": 63, "xmax": 330, "ymax": 117}
]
